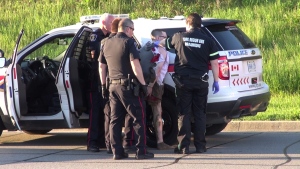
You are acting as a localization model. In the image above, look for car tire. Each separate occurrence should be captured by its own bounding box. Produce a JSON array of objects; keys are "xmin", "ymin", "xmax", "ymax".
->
[
  {"xmin": 23, "ymin": 129, "xmax": 52, "ymax": 135},
  {"xmin": 0, "ymin": 117, "xmax": 5, "ymax": 137},
  {"xmin": 146, "ymin": 98, "xmax": 178, "ymax": 148},
  {"xmin": 205, "ymin": 123, "xmax": 228, "ymax": 136}
]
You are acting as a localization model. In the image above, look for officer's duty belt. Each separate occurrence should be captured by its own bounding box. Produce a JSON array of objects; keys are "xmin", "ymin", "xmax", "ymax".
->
[
  {"xmin": 110, "ymin": 79, "xmax": 128, "ymax": 85},
  {"xmin": 179, "ymin": 73, "xmax": 208, "ymax": 82}
]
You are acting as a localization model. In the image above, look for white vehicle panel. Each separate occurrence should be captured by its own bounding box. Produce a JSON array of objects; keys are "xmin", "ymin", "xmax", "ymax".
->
[
  {"xmin": 5, "ymin": 64, "xmax": 21, "ymax": 129},
  {"xmin": 0, "ymin": 68, "xmax": 8, "ymax": 116},
  {"xmin": 56, "ymin": 59, "xmax": 77, "ymax": 128},
  {"xmin": 208, "ymin": 82, "xmax": 269, "ymax": 103}
]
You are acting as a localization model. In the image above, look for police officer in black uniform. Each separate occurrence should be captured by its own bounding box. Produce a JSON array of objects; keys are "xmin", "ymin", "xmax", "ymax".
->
[
  {"xmin": 164, "ymin": 13, "xmax": 220, "ymax": 154},
  {"xmin": 99, "ymin": 18, "xmax": 154, "ymax": 160},
  {"xmin": 87, "ymin": 13, "xmax": 115, "ymax": 152},
  {"xmin": 99, "ymin": 18, "xmax": 120, "ymax": 154}
]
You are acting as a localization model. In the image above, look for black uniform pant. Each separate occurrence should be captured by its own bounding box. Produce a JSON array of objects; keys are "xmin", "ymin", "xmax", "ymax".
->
[
  {"xmin": 176, "ymin": 77, "xmax": 208, "ymax": 151},
  {"xmin": 123, "ymin": 114, "xmax": 135, "ymax": 148},
  {"xmin": 104, "ymin": 99, "xmax": 134, "ymax": 150},
  {"xmin": 109, "ymin": 83, "xmax": 147, "ymax": 155},
  {"xmin": 103, "ymin": 99, "xmax": 111, "ymax": 149},
  {"xmin": 87, "ymin": 81, "xmax": 105, "ymax": 148}
]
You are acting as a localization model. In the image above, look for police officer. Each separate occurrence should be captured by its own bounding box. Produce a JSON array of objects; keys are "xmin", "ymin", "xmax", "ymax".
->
[
  {"xmin": 99, "ymin": 18, "xmax": 154, "ymax": 160},
  {"xmin": 163, "ymin": 13, "xmax": 220, "ymax": 154},
  {"xmin": 100, "ymin": 18, "xmax": 153, "ymax": 154},
  {"xmin": 87, "ymin": 13, "xmax": 115, "ymax": 152},
  {"xmin": 99, "ymin": 18, "xmax": 121, "ymax": 154}
]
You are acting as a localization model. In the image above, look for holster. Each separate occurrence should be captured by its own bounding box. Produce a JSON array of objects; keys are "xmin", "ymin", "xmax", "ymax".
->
[
  {"xmin": 131, "ymin": 78, "xmax": 140, "ymax": 97},
  {"xmin": 171, "ymin": 73, "xmax": 184, "ymax": 88}
]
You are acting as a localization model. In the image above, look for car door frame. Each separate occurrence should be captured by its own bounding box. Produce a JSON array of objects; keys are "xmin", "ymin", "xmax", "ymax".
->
[
  {"xmin": 55, "ymin": 26, "xmax": 93, "ymax": 128},
  {"xmin": 5, "ymin": 29, "xmax": 26, "ymax": 130}
]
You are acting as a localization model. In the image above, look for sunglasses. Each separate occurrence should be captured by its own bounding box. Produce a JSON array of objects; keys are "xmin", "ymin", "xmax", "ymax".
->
[{"xmin": 126, "ymin": 26, "xmax": 134, "ymax": 31}]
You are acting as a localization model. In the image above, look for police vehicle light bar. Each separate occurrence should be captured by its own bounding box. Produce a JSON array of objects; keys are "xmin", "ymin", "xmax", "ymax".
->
[
  {"xmin": 173, "ymin": 15, "xmax": 185, "ymax": 19},
  {"xmin": 80, "ymin": 14, "xmax": 130, "ymax": 24}
]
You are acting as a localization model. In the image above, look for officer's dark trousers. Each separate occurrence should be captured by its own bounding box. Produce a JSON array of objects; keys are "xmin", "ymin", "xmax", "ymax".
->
[
  {"xmin": 109, "ymin": 84, "xmax": 147, "ymax": 155},
  {"xmin": 104, "ymin": 100, "xmax": 134, "ymax": 149},
  {"xmin": 104, "ymin": 99, "xmax": 111, "ymax": 149},
  {"xmin": 123, "ymin": 114, "xmax": 135, "ymax": 147},
  {"xmin": 176, "ymin": 77, "xmax": 208, "ymax": 151},
  {"xmin": 87, "ymin": 81, "xmax": 105, "ymax": 148}
]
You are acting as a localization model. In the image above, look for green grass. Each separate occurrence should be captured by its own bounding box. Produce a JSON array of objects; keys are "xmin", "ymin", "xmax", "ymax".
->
[
  {"xmin": 0, "ymin": 0, "xmax": 299, "ymax": 120},
  {"xmin": 240, "ymin": 93, "xmax": 300, "ymax": 121}
]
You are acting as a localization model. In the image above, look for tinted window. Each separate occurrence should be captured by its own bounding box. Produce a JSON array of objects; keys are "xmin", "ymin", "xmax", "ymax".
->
[{"xmin": 206, "ymin": 25, "xmax": 256, "ymax": 50}]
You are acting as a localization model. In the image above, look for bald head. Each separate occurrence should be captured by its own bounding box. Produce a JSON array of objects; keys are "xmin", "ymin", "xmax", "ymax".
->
[{"xmin": 100, "ymin": 13, "xmax": 115, "ymax": 34}]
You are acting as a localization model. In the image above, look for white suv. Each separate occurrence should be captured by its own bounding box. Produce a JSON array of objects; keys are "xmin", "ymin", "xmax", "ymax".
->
[{"xmin": 0, "ymin": 15, "xmax": 270, "ymax": 147}]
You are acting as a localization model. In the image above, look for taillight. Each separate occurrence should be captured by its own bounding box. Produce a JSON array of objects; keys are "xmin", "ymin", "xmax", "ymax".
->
[{"xmin": 208, "ymin": 56, "xmax": 229, "ymax": 80}]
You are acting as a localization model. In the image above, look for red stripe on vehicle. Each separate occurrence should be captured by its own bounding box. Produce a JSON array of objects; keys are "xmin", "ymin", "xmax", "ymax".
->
[
  {"xmin": 167, "ymin": 64, "xmax": 174, "ymax": 72},
  {"xmin": 65, "ymin": 80, "xmax": 69, "ymax": 88},
  {"xmin": 13, "ymin": 68, "xmax": 16, "ymax": 79},
  {"xmin": 0, "ymin": 75, "xmax": 4, "ymax": 89}
]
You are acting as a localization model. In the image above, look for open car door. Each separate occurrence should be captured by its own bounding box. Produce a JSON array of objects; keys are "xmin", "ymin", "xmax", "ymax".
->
[
  {"xmin": 56, "ymin": 26, "xmax": 92, "ymax": 128},
  {"xmin": 5, "ymin": 30, "xmax": 26, "ymax": 130}
]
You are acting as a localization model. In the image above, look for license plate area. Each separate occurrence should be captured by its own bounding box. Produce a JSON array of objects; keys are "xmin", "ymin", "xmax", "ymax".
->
[{"xmin": 247, "ymin": 60, "xmax": 256, "ymax": 73}]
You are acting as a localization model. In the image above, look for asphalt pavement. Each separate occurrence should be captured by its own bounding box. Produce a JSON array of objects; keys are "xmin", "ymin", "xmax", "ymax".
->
[{"xmin": 1, "ymin": 121, "xmax": 300, "ymax": 169}]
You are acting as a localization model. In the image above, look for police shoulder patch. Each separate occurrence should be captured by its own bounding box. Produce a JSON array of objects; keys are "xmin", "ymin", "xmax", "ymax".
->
[{"xmin": 90, "ymin": 34, "xmax": 97, "ymax": 41}]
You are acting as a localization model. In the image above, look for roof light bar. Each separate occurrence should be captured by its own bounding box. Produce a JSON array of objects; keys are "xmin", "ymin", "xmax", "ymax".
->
[
  {"xmin": 173, "ymin": 15, "xmax": 185, "ymax": 20},
  {"xmin": 79, "ymin": 14, "xmax": 130, "ymax": 24}
]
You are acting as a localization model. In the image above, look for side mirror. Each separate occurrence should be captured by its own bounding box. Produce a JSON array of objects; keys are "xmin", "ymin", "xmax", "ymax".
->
[{"xmin": 0, "ymin": 57, "xmax": 6, "ymax": 67}]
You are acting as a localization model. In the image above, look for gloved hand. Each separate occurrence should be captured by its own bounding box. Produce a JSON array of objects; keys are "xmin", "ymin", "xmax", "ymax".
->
[
  {"xmin": 153, "ymin": 40, "xmax": 160, "ymax": 47},
  {"xmin": 212, "ymin": 81, "xmax": 219, "ymax": 94},
  {"xmin": 101, "ymin": 84, "xmax": 109, "ymax": 99},
  {"xmin": 141, "ymin": 85, "xmax": 149, "ymax": 96}
]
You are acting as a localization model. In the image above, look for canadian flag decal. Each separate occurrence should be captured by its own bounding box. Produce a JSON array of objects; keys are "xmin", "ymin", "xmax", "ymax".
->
[{"xmin": 231, "ymin": 65, "xmax": 239, "ymax": 71}]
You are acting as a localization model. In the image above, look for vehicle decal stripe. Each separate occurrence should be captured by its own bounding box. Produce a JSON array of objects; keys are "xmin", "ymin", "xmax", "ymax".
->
[
  {"xmin": 167, "ymin": 64, "xmax": 174, "ymax": 72},
  {"xmin": 13, "ymin": 68, "xmax": 16, "ymax": 79},
  {"xmin": 65, "ymin": 80, "xmax": 69, "ymax": 88},
  {"xmin": 0, "ymin": 75, "xmax": 4, "ymax": 90}
]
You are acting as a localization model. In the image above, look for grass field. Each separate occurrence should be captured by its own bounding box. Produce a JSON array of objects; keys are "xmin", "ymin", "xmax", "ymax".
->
[{"xmin": 0, "ymin": 0, "xmax": 299, "ymax": 120}]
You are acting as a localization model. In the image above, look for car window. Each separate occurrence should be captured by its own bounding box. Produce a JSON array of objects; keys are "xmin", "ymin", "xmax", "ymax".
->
[
  {"xmin": 23, "ymin": 36, "xmax": 74, "ymax": 61},
  {"xmin": 206, "ymin": 25, "xmax": 256, "ymax": 50}
]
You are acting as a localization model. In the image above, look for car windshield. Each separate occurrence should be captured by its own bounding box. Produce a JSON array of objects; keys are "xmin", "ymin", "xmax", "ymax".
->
[{"xmin": 206, "ymin": 25, "xmax": 256, "ymax": 50}]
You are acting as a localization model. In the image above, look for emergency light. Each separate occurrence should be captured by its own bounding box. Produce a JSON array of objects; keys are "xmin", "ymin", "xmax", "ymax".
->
[
  {"xmin": 173, "ymin": 15, "xmax": 185, "ymax": 20},
  {"xmin": 79, "ymin": 14, "xmax": 130, "ymax": 24}
]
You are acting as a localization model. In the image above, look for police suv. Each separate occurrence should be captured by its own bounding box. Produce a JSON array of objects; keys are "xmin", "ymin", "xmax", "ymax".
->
[{"xmin": 0, "ymin": 14, "xmax": 270, "ymax": 147}]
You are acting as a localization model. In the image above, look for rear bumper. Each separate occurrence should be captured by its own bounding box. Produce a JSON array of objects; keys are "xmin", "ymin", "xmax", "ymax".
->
[{"xmin": 206, "ymin": 91, "xmax": 271, "ymax": 124}]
